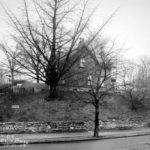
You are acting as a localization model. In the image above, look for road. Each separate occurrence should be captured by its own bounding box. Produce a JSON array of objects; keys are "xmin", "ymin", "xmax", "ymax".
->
[{"xmin": 1, "ymin": 135, "xmax": 150, "ymax": 150}]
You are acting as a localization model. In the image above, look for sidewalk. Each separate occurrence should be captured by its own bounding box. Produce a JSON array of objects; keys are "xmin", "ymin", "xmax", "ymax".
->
[{"xmin": 1, "ymin": 127, "xmax": 150, "ymax": 145}]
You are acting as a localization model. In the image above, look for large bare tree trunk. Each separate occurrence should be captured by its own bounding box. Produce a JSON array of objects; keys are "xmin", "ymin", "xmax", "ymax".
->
[
  {"xmin": 49, "ymin": 85, "xmax": 57, "ymax": 99},
  {"xmin": 46, "ymin": 77, "xmax": 58, "ymax": 100}
]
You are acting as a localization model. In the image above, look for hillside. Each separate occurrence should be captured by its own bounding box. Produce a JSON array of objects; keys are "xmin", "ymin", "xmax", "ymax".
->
[{"xmin": 0, "ymin": 90, "xmax": 150, "ymax": 123}]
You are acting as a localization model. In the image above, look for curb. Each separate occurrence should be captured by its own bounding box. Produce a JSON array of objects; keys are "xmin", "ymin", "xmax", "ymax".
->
[{"xmin": 1, "ymin": 131, "xmax": 150, "ymax": 146}]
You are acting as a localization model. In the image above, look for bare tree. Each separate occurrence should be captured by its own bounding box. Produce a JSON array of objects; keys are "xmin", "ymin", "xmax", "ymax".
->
[
  {"xmin": 16, "ymin": 43, "xmax": 42, "ymax": 83},
  {"xmin": 0, "ymin": 42, "xmax": 21, "ymax": 85},
  {"xmin": 88, "ymin": 39, "xmax": 118, "ymax": 137},
  {"xmin": 72, "ymin": 38, "xmax": 118, "ymax": 137},
  {"xmin": 2, "ymin": 0, "xmax": 117, "ymax": 99},
  {"xmin": 119, "ymin": 59, "xmax": 150, "ymax": 111},
  {"xmin": 0, "ymin": 67, "xmax": 6, "ymax": 84},
  {"xmin": 137, "ymin": 57, "xmax": 150, "ymax": 91}
]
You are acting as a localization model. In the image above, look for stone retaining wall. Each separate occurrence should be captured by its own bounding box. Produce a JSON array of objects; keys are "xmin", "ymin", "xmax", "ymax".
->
[
  {"xmin": 0, "ymin": 120, "xmax": 147, "ymax": 134},
  {"xmin": 0, "ymin": 121, "xmax": 87, "ymax": 134}
]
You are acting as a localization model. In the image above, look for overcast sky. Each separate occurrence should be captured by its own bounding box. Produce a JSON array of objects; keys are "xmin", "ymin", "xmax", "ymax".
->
[{"xmin": 0, "ymin": 0, "xmax": 150, "ymax": 60}]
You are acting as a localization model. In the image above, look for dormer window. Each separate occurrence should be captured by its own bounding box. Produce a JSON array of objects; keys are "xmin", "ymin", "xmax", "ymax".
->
[{"xmin": 80, "ymin": 58, "xmax": 85, "ymax": 68}]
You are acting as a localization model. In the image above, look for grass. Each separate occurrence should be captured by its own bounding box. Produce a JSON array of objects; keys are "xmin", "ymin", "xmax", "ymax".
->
[{"xmin": 0, "ymin": 90, "xmax": 150, "ymax": 123}]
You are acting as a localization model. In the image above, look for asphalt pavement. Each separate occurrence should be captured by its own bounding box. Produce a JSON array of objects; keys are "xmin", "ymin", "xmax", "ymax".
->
[
  {"xmin": 9, "ymin": 135, "xmax": 150, "ymax": 150},
  {"xmin": 1, "ymin": 127, "xmax": 150, "ymax": 145},
  {"xmin": 0, "ymin": 129, "xmax": 150, "ymax": 150}
]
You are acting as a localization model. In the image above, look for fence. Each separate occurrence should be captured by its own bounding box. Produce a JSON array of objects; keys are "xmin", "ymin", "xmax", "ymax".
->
[
  {"xmin": 0, "ymin": 87, "xmax": 34, "ymax": 96},
  {"xmin": 12, "ymin": 87, "xmax": 34, "ymax": 95}
]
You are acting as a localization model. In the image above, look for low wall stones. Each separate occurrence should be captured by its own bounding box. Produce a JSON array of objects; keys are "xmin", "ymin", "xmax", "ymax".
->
[
  {"xmin": 0, "ymin": 121, "xmax": 88, "ymax": 134},
  {"xmin": 0, "ymin": 120, "xmax": 146, "ymax": 134}
]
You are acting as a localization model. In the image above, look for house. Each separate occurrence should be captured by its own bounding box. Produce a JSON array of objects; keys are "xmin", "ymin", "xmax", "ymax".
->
[
  {"xmin": 58, "ymin": 39, "xmax": 116, "ymax": 91},
  {"xmin": 11, "ymin": 39, "xmax": 116, "ymax": 93}
]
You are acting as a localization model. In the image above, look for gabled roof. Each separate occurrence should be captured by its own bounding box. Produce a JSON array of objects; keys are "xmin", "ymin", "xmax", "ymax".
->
[{"xmin": 59, "ymin": 39, "xmax": 114, "ymax": 69}]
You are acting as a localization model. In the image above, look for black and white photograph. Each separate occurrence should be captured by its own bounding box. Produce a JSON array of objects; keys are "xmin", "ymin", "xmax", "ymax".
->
[{"xmin": 0, "ymin": 0, "xmax": 150, "ymax": 149}]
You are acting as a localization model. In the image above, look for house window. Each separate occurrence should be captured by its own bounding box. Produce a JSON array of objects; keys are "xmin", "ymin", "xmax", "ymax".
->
[
  {"xmin": 80, "ymin": 58, "xmax": 85, "ymax": 68},
  {"xmin": 87, "ymin": 74, "xmax": 92, "ymax": 85}
]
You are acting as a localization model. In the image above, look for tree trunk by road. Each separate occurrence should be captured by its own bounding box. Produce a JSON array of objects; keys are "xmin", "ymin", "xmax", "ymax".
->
[{"xmin": 94, "ymin": 101, "xmax": 99, "ymax": 137}]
